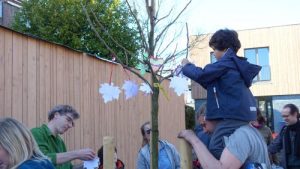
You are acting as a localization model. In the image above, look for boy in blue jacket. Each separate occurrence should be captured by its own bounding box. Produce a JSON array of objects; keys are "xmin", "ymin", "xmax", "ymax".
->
[{"xmin": 181, "ymin": 29, "xmax": 261, "ymax": 159}]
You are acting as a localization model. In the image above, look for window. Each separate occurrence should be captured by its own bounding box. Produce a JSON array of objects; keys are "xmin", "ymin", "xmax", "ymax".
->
[
  {"xmin": 210, "ymin": 52, "xmax": 217, "ymax": 63},
  {"xmin": 244, "ymin": 47, "xmax": 271, "ymax": 81},
  {"xmin": 0, "ymin": 2, "xmax": 2, "ymax": 18}
]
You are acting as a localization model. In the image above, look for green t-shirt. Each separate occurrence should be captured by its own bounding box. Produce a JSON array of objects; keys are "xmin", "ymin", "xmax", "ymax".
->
[{"xmin": 31, "ymin": 124, "xmax": 72, "ymax": 169}]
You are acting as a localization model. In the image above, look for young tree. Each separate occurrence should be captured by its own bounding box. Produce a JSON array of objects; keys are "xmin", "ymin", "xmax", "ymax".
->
[
  {"xmin": 12, "ymin": 0, "xmax": 140, "ymax": 66},
  {"xmin": 82, "ymin": 0, "xmax": 198, "ymax": 168}
]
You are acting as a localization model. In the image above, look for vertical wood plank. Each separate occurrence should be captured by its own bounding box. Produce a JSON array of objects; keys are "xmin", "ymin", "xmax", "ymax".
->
[
  {"xmin": 22, "ymin": 36, "xmax": 28, "ymax": 125},
  {"xmin": 27, "ymin": 38, "xmax": 37, "ymax": 128},
  {"xmin": 0, "ymin": 29, "xmax": 5, "ymax": 116},
  {"xmin": 4, "ymin": 29, "xmax": 13, "ymax": 117},
  {"xmin": 12, "ymin": 33, "xmax": 23, "ymax": 122}
]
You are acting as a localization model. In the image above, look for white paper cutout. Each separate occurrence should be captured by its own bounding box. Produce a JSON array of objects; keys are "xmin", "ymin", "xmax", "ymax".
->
[
  {"xmin": 150, "ymin": 57, "xmax": 164, "ymax": 71},
  {"xmin": 122, "ymin": 80, "xmax": 139, "ymax": 100},
  {"xmin": 139, "ymin": 82, "xmax": 153, "ymax": 95},
  {"xmin": 83, "ymin": 157, "xmax": 99, "ymax": 169},
  {"xmin": 169, "ymin": 76, "xmax": 189, "ymax": 96},
  {"xmin": 99, "ymin": 83, "xmax": 121, "ymax": 103}
]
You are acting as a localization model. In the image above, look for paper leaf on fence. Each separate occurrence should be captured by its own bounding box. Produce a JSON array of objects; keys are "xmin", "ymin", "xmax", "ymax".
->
[
  {"xmin": 136, "ymin": 63, "xmax": 148, "ymax": 76},
  {"xmin": 169, "ymin": 76, "xmax": 189, "ymax": 96},
  {"xmin": 122, "ymin": 80, "xmax": 139, "ymax": 100},
  {"xmin": 139, "ymin": 82, "xmax": 153, "ymax": 95},
  {"xmin": 99, "ymin": 83, "xmax": 121, "ymax": 103}
]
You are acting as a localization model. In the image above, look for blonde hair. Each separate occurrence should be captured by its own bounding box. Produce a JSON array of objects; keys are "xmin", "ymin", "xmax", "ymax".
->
[{"xmin": 0, "ymin": 118, "xmax": 47, "ymax": 169}]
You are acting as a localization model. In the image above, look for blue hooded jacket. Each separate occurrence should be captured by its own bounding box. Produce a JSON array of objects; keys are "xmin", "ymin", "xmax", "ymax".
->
[{"xmin": 182, "ymin": 48, "xmax": 261, "ymax": 121}]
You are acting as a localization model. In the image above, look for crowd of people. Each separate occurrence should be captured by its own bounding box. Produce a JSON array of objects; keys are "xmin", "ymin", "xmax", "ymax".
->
[{"xmin": 0, "ymin": 29, "xmax": 299, "ymax": 169}]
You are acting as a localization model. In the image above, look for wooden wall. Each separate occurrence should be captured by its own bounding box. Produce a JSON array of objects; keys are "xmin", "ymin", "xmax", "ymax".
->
[
  {"xmin": 189, "ymin": 24, "xmax": 300, "ymax": 99},
  {"xmin": 0, "ymin": 26, "xmax": 185, "ymax": 168}
]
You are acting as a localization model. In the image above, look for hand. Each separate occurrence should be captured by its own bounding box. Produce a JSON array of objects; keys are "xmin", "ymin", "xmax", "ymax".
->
[
  {"xmin": 75, "ymin": 148, "xmax": 96, "ymax": 161},
  {"xmin": 178, "ymin": 130, "xmax": 197, "ymax": 143},
  {"xmin": 181, "ymin": 58, "xmax": 190, "ymax": 66}
]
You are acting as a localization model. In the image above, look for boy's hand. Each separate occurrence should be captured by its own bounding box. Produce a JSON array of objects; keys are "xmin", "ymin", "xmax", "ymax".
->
[{"xmin": 181, "ymin": 58, "xmax": 190, "ymax": 66}]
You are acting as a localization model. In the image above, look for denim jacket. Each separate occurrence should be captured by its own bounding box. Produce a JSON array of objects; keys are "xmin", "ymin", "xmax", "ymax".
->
[
  {"xmin": 136, "ymin": 140, "xmax": 180, "ymax": 169},
  {"xmin": 17, "ymin": 158, "xmax": 55, "ymax": 169}
]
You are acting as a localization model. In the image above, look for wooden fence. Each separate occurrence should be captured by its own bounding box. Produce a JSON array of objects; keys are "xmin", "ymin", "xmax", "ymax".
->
[{"xmin": 0, "ymin": 26, "xmax": 185, "ymax": 169}]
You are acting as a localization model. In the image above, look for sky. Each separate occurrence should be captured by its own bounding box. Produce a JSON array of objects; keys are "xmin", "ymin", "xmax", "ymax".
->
[{"xmin": 182, "ymin": 0, "xmax": 300, "ymax": 34}]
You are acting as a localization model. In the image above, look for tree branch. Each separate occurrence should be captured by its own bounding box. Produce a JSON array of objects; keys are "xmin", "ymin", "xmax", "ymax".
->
[
  {"xmin": 153, "ymin": 0, "xmax": 192, "ymax": 49},
  {"xmin": 125, "ymin": 0, "xmax": 149, "ymax": 52},
  {"xmin": 185, "ymin": 22, "xmax": 189, "ymax": 59}
]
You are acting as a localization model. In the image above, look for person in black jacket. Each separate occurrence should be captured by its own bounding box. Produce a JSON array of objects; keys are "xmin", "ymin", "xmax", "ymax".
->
[{"xmin": 268, "ymin": 104, "xmax": 300, "ymax": 169}]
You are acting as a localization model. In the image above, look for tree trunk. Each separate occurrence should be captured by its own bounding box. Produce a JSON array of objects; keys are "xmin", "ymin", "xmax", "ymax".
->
[{"xmin": 150, "ymin": 75, "xmax": 159, "ymax": 169}]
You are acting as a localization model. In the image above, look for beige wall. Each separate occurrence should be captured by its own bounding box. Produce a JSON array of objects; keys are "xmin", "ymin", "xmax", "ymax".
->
[
  {"xmin": 190, "ymin": 24, "xmax": 300, "ymax": 99},
  {"xmin": 0, "ymin": 26, "xmax": 185, "ymax": 168}
]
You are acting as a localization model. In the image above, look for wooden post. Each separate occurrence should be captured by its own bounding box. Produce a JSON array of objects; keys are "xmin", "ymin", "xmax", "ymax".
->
[
  {"xmin": 179, "ymin": 139, "xmax": 192, "ymax": 169},
  {"xmin": 103, "ymin": 136, "xmax": 115, "ymax": 169}
]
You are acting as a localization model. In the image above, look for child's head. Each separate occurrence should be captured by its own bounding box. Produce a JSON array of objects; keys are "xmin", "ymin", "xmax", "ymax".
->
[{"xmin": 209, "ymin": 29, "xmax": 241, "ymax": 59}]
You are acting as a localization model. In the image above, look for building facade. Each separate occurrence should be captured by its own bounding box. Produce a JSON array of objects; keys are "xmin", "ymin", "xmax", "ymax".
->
[
  {"xmin": 190, "ymin": 24, "xmax": 300, "ymax": 133},
  {"xmin": 0, "ymin": 0, "xmax": 22, "ymax": 27}
]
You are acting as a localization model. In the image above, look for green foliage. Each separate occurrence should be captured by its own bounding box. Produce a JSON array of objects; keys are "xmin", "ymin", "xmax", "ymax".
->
[
  {"xmin": 185, "ymin": 105, "xmax": 195, "ymax": 129},
  {"xmin": 12, "ymin": 0, "xmax": 141, "ymax": 66}
]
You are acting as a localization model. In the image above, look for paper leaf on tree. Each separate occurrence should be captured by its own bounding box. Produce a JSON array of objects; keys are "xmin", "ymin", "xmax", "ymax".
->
[
  {"xmin": 136, "ymin": 63, "xmax": 148, "ymax": 76},
  {"xmin": 139, "ymin": 82, "xmax": 153, "ymax": 95},
  {"xmin": 169, "ymin": 76, "xmax": 189, "ymax": 96},
  {"xmin": 99, "ymin": 83, "xmax": 121, "ymax": 103},
  {"xmin": 122, "ymin": 80, "xmax": 139, "ymax": 100},
  {"xmin": 150, "ymin": 57, "xmax": 164, "ymax": 71}
]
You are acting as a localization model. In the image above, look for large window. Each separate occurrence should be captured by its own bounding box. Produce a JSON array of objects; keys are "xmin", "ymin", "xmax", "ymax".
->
[
  {"xmin": 244, "ymin": 47, "xmax": 271, "ymax": 81},
  {"xmin": 0, "ymin": 2, "xmax": 2, "ymax": 18}
]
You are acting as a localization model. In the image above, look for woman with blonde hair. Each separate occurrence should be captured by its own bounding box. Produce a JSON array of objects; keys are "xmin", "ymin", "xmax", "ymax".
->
[{"xmin": 0, "ymin": 117, "xmax": 55, "ymax": 169}]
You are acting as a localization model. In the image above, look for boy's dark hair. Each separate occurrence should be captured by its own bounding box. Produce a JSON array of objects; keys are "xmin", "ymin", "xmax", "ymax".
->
[
  {"xmin": 284, "ymin": 103, "xmax": 300, "ymax": 118},
  {"xmin": 209, "ymin": 29, "xmax": 241, "ymax": 53}
]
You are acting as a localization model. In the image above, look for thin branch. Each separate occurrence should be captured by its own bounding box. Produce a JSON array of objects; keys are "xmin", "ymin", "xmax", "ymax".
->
[
  {"xmin": 157, "ymin": 25, "xmax": 184, "ymax": 57},
  {"xmin": 185, "ymin": 22, "xmax": 189, "ymax": 59},
  {"xmin": 154, "ymin": 0, "xmax": 192, "ymax": 49},
  {"xmin": 89, "ymin": 8, "xmax": 133, "ymax": 60},
  {"xmin": 155, "ymin": 8, "xmax": 173, "ymax": 25},
  {"xmin": 81, "ymin": 1, "xmax": 119, "ymax": 62},
  {"xmin": 125, "ymin": 0, "xmax": 149, "ymax": 52},
  {"xmin": 82, "ymin": 1, "xmax": 151, "ymax": 86}
]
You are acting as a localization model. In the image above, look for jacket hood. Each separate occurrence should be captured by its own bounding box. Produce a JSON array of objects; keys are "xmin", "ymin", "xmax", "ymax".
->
[{"xmin": 220, "ymin": 48, "xmax": 261, "ymax": 87}]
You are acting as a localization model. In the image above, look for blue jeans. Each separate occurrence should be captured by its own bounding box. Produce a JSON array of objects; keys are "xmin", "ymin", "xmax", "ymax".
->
[{"xmin": 208, "ymin": 119, "xmax": 248, "ymax": 159}]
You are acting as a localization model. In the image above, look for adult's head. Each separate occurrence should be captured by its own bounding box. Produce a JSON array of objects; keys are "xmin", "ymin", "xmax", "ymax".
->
[
  {"xmin": 140, "ymin": 121, "xmax": 151, "ymax": 147},
  {"xmin": 195, "ymin": 103, "xmax": 218, "ymax": 133},
  {"xmin": 97, "ymin": 146, "xmax": 118, "ymax": 167},
  {"xmin": 0, "ymin": 118, "xmax": 46, "ymax": 169},
  {"xmin": 281, "ymin": 103, "xmax": 299, "ymax": 126},
  {"xmin": 209, "ymin": 29, "xmax": 241, "ymax": 60},
  {"xmin": 196, "ymin": 103, "xmax": 208, "ymax": 132},
  {"xmin": 48, "ymin": 105, "xmax": 79, "ymax": 135}
]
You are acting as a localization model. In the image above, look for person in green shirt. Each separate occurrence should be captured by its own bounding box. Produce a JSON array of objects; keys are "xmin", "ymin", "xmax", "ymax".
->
[{"xmin": 31, "ymin": 105, "xmax": 96, "ymax": 169}]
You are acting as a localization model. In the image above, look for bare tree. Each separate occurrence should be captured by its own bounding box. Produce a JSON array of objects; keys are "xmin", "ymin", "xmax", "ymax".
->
[{"xmin": 81, "ymin": 0, "xmax": 201, "ymax": 168}]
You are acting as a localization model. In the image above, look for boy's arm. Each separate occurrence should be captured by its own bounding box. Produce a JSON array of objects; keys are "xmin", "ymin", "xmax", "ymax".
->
[{"xmin": 182, "ymin": 63, "xmax": 227, "ymax": 88}]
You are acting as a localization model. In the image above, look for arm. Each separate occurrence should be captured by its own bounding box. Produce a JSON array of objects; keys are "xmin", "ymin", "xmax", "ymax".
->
[
  {"xmin": 178, "ymin": 130, "xmax": 242, "ymax": 169},
  {"xmin": 182, "ymin": 63, "xmax": 227, "ymax": 88},
  {"xmin": 56, "ymin": 148, "xmax": 95, "ymax": 164},
  {"xmin": 268, "ymin": 132, "xmax": 283, "ymax": 154}
]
